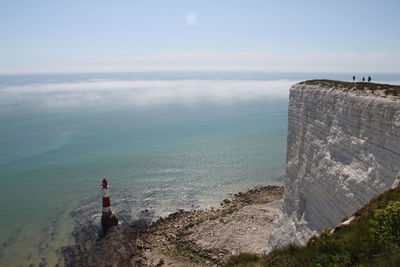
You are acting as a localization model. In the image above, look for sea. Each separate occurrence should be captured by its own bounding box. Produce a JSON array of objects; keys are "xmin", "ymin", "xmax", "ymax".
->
[{"xmin": 0, "ymin": 72, "xmax": 399, "ymax": 266}]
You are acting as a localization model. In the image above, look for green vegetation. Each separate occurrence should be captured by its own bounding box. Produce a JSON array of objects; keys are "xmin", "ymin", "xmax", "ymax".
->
[
  {"xmin": 300, "ymin": 79, "xmax": 400, "ymax": 96},
  {"xmin": 369, "ymin": 201, "xmax": 400, "ymax": 247},
  {"xmin": 225, "ymin": 186, "xmax": 400, "ymax": 267}
]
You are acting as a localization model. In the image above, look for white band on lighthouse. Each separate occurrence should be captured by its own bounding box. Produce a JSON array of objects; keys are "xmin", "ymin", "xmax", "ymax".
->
[{"xmin": 103, "ymin": 188, "xmax": 109, "ymax": 197}]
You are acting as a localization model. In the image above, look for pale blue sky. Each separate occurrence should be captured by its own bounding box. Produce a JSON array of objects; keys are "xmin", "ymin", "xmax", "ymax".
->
[{"xmin": 1, "ymin": 0, "xmax": 399, "ymax": 73}]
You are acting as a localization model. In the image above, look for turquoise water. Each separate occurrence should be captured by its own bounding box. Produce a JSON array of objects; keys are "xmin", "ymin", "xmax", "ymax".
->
[{"xmin": 0, "ymin": 72, "xmax": 398, "ymax": 266}]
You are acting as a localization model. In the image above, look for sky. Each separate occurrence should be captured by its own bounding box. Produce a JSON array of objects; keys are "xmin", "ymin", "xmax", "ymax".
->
[{"xmin": 0, "ymin": 0, "xmax": 400, "ymax": 74}]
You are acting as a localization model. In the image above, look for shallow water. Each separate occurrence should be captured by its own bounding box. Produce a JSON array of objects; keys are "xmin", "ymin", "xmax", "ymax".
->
[{"xmin": 0, "ymin": 72, "xmax": 398, "ymax": 266}]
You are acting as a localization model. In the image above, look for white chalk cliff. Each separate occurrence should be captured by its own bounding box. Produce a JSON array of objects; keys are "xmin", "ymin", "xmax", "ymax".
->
[{"xmin": 267, "ymin": 80, "xmax": 400, "ymax": 250}]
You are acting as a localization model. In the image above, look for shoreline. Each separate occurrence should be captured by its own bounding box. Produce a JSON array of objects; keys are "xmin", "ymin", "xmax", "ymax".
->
[{"xmin": 63, "ymin": 185, "xmax": 283, "ymax": 266}]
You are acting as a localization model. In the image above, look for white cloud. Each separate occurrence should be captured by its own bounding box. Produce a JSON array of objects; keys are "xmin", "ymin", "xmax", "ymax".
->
[
  {"xmin": 99, "ymin": 52, "xmax": 395, "ymax": 64},
  {"xmin": 186, "ymin": 11, "xmax": 197, "ymax": 26}
]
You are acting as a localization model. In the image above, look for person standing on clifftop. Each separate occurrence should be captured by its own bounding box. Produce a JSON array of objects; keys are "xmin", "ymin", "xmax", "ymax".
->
[
  {"xmin": 353, "ymin": 75, "xmax": 355, "ymax": 82},
  {"xmin": 368, "ymin": 76, "xmax": 371, "ymax": 82},
  {"xmin": 362, "ymin": 77, "xmax": 365, "ymax": 82}
]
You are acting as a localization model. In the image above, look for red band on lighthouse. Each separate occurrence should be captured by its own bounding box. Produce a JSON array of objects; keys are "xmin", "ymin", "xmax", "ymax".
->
[{"xmin": 103, "ymin": 197, "xmax": 111, "ymax": 207}]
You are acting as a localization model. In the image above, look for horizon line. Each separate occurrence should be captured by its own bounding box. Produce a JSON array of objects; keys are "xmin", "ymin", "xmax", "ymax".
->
[{"xmin": 1, "ymin": 70, "xmax": 399, "ymax": 76}]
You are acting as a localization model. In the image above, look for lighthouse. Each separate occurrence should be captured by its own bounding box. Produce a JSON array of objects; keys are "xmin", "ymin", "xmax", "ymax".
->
[{"xmin": 101, "ymin": 178, "xmax": 118, "ymax": 228}]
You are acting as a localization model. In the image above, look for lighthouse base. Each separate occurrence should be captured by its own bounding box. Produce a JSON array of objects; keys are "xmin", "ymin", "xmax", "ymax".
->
[{"xmin": 101, "ymin": 213, "xmax": 118, "ymax": 228}]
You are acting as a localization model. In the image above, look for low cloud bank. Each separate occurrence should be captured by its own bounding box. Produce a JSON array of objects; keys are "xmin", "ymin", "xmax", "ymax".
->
[{"xmin": 0, "ymin": 79, "xmax": 295, "ymax": 113}]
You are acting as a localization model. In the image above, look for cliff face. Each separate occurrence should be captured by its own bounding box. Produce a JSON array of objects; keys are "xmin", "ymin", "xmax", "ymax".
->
[{"xmin": 268, "ymin": 81, "xmax": 400, "ymax": 249}]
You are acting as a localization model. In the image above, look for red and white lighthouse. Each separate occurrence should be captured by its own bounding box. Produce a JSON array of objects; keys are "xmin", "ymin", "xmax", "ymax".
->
[
  {"xmin": 102, "ymin": 178, "xmax": 111, "ymax": 216},
  {"xmin": 101, "ymin": 178, "xmax": 118, "ymax": 228}
]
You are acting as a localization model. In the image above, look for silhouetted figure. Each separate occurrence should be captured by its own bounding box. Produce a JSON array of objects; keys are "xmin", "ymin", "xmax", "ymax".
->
[
  {"xmin": 368, "ymin": 76, "xmax": 371, "ymax": 82},
  {"xmin": 352, "ymin": 75, "xmax": 355, "ymax": 82},
  {"xmin": 362, "ymin": 77, "xmax": 365, "ymax": 82}
]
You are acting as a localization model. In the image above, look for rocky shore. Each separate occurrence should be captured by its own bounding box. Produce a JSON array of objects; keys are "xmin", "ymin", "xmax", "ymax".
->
[{"xmin": 63, "ymin": 185, "xmax": 283, "ymax": 267}]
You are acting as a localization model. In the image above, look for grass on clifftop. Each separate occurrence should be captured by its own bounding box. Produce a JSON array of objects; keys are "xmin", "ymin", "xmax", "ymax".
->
[
  {"xmin": 225, "ymin": 186, "xmax": 400, "ymax": 267},
  {"xmin": 300, "ymin": 79, "xmax": 400, "ymax": 96}
]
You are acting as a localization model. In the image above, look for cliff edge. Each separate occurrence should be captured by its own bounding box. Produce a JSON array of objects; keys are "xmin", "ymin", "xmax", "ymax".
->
[{"xmin": 268, "ymin": 80, "xmax": 400, "ymax": 250}]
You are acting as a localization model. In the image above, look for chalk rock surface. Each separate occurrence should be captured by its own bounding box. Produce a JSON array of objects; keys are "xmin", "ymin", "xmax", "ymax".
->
[{"xmin": 268, "ymin": 81, "xmax": 400, "ymax": 249}]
